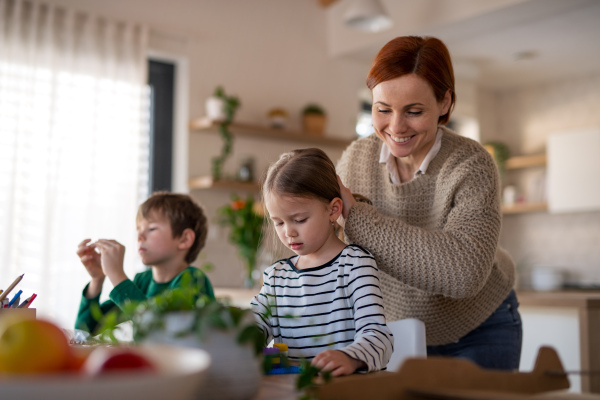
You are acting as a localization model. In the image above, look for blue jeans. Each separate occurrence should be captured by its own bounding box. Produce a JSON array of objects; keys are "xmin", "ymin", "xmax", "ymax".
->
[{"xmin": 426, "ymin": 290, "xmax": 522, "ymax": 370}]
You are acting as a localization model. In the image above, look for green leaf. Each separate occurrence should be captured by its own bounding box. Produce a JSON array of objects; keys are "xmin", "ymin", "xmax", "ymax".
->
[{"xmin": 295, "ymin": 359, "xmax": 332, "ymax": 399}]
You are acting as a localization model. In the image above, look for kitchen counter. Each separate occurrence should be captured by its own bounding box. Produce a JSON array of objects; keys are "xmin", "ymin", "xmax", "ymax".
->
[
  {"xmin": 517, "ymin": 289, "xmax": 600, "ymax": 308},
  {"xmin": 214, "ymin": 287, "xmax": 600, "ymax": 393},
  {"xmin": 517, "ymin": 290, "xmax": 600, "ymax": 393}
]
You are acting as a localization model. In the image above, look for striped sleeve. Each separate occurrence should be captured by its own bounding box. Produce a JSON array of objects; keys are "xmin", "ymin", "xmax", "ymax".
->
[
  {"xmin": 250, "ymin": 262, "xmax": 279, "ymax": 346},
  {"xmin": 337, "ymin": 246, "xmax": 393, "ymax": 372}
]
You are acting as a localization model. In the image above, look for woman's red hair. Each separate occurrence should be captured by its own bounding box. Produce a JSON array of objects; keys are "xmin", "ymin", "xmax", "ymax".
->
[{"xmin": 366, "ymin": 36, "xmax": 456, "ymax": 125}]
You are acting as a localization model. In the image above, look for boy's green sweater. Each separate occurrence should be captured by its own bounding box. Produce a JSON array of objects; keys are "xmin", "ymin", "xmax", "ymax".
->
[{"xmin": 75, "ymin": 266, "xmax": 215, "ymax": 334}]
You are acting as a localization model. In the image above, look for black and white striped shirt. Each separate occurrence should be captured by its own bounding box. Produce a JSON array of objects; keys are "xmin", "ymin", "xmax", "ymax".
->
[{"xmin": 251, "ymin": 245, "xmax": 393, "ymax": 372}]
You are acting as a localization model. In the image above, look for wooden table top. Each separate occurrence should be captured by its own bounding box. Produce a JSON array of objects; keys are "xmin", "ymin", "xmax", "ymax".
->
[{"xmin": 253, "ymin": 373, "xmax": 300, "ymax": 400}]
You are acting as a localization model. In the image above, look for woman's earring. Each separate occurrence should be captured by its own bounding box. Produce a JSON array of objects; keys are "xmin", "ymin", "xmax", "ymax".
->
[{"xmin": 331, "ymin": 221, "xmax": 335, "ymax": 227}]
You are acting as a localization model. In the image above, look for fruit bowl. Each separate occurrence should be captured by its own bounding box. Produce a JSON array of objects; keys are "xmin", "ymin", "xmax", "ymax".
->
[{"xmin": 0, "ymin": 343, "xmax": 211, "ymax": 400}]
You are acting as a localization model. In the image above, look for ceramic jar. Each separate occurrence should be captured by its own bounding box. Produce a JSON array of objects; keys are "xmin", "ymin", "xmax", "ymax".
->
[{"xmin": 142, "ymin": 312, "xmax": 261, "ymax": 400}]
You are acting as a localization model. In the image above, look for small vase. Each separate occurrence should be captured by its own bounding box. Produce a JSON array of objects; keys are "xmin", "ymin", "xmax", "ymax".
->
[
  {"xmin": 205, "ymin": 96, "xmax": 226, "ymax": 122},
  {"xmin": 144, "ymin": 312, "xmax": 261, "ymax": 400},
  {"xmin": 243, "ymin": 259, "xmax": 259, "ymax": 289}
]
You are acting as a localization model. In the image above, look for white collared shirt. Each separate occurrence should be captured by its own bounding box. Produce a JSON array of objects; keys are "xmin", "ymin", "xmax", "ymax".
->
[{"xmin": 379, "ymin": 128, "xmax": 444, "ymax": 184}]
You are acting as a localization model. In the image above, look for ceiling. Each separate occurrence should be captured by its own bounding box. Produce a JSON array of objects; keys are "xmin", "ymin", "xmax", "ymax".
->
[{"xmin": 327, "ymin": 0, "xmax": 600, "ymax": 89}]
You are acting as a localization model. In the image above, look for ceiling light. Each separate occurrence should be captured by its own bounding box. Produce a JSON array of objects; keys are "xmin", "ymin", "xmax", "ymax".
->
[{"xmin": 344, "ymin": 0, "xmax": 393, "ymax": 33}]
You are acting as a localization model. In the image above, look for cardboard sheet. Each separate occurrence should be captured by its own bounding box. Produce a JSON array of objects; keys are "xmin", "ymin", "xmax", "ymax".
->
[{"xmin": 315, "ymin": 346, "xmax": 572, "ymax": 400}]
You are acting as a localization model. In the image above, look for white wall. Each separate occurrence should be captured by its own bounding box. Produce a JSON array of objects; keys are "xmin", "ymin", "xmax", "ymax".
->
[
  {"xmin": 41, "ymin": 0, "xmax": 367, "ymax": 288},
  {"xmin": 481, "ymin": 72, "xmax": 600, "ymax": 285},
  {"xmin": 39, "ymin": 0, "xmax": 600, "ymax": 291}
]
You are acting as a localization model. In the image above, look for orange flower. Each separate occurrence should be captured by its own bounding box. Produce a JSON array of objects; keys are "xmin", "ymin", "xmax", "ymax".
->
[{"xmin": 230, "ymin": 199, "xmax": 246, "ymax": 210}]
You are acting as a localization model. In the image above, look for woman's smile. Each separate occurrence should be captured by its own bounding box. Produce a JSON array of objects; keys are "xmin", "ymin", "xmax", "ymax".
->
[{"xmin": 388, "ymin": 133, "xmax": 415, "ymax": 144}]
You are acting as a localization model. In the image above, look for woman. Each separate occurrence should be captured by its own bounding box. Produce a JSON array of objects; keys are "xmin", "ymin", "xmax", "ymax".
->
[{"xmin": 337, "ymin": 36, "xmax": 522, "ymax": 370}]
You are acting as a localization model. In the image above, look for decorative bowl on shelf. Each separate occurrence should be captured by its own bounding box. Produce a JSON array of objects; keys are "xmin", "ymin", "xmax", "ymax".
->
[
  {"xmin": 267, "ymin": 108, "xmax": 289, "ymax": 129},
  {"xmin": 0, "ymin": 343, "xmax": 211, "ymax": 400}
]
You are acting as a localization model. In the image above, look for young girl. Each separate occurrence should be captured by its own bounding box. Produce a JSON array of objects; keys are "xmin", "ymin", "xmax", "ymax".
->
[{"xmin": 251, "ymin": 148, "xmax": 393, "ymax": 376}]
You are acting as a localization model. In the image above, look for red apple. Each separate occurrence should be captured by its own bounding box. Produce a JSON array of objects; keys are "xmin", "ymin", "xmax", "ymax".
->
[
  {"xmin": 83, "ymin": 347, "xmax": 156, "ymax": 375},
  {"xmin": 65, "ymin": 346, "xmax": 91, "ymax": 372}
]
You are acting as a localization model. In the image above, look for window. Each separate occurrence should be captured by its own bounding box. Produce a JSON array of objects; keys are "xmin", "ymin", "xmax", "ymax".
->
[{"xmin": 148, "ymin": 59, "xmax": 176, "ymax": 193}]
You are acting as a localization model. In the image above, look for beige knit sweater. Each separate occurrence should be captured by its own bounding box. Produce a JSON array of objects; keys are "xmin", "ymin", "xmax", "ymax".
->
[{"xmin": 337, "ymin": 127, "xmax": 515, "ymax": 345}]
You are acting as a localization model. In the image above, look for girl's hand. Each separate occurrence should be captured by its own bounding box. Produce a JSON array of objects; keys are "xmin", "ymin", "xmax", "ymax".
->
[
  {"xmin": 337, "ymin": 175, "xmax": 356, "ymax": 220},
  {"xmin": 77, "ymin": 239, "xmax": 104, "ymax": 280},
  {"xmin": 311, "ymin": 350, "xmax": 366, "ymax": 377},
  {"xmin": 94, "ymin": 239, "xmax": 128, "ymax": 287}
]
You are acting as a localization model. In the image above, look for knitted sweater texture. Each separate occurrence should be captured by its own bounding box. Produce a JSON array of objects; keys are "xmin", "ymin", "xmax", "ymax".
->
[{"xmin": 336, "ymin": 127, "xmax": 515, "ymax": 345}]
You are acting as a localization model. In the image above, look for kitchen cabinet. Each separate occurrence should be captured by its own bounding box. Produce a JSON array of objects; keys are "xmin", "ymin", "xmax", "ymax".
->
[
  {"xmin": 502, "ymin": 153, "xmax": 548, "ymax": 215},
  {"xmin": 517, "ymin": 290, "xmax": 600, "ymax": 393},
  {"xmin": 188, "ymin": 119, "xmax": 353, "ymax": 191},
  {"xmin": 547, "ymin": 128, "xmax": 600, "ymax": 213}
]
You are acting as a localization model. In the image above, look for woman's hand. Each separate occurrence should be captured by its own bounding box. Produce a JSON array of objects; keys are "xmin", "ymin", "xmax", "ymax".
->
[
  {"xmin": 94, "ymin": 239, "xmax": 128, "ymax": 287},
  {"xmin": 337, "ymin": 175, "xmax": 356, "ymax": 220},
  {"xmin": 311, "ymin": 349, "xmax": 365, "ymax": 377}
]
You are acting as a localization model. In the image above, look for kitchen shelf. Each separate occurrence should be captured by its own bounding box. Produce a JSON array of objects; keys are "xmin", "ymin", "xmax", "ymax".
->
[
  {"xmin": 502, "ymin": 202, "xmax": 548, "ymax": 214},
  {"xmin": 501, "ymin": 153, "xmax": 547, "ymax": 215},
  {"xmin": 505, "ymin": 153, "xmax": 546, "ymax": 169},
  {"xmin": 189, "ymin": 119, "xmax": 353, "ymax": 148},
  {"xmin": 188, "ymin": 176, "xmax": 260, "ymax": 191}
]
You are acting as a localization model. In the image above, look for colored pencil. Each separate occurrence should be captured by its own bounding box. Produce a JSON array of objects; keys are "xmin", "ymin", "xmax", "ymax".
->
[{"xmin": 0, "ymin": 274, "xmax": 24, "ymax": 302}]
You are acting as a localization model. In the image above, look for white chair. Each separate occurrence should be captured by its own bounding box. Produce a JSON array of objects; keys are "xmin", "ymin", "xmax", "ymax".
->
[{"xmin": 386, "ymin": 318, "xmax": 427, "ymax": 372}]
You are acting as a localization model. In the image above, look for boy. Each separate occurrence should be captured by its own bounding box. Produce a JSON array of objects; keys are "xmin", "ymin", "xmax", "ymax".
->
[{"xmin": 75, "ymin": 191, "xmax": 215, "ymax": 334}]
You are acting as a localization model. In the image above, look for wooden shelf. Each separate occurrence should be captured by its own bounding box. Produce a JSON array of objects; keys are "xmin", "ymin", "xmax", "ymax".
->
[
  {"xmin": 188, "ymin": 176, "xmax": 260, "ymax": 191},
  {"xmin": 189, "ymin": 119, "xmax": 353, "ymax": 148},
  {"xmin": 505, "ymin": 153, "xmax": 546, "ymax": 170},
  {"xmin": 502, "ymin": 202, "xmax": 548, "ymax": 214}
]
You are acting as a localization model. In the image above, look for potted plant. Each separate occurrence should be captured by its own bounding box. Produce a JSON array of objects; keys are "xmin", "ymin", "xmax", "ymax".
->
[
  {"xmin": 217, "ymin": 195, "xmax": 265, "ymax": 288},
  {"xmin": 302, "ymin": 103, "xmax": 327, "ymax": 136},
  {"xmin": 207, "ymin": 86, "xmax": 240, "ymax": 181},
  {"xmin": 96, "ymin": 281, "xmax": 265, "ymax": 400},
  {"xmin": 484, "ymin": 141, "xmax": 510, "ymax": 178}
]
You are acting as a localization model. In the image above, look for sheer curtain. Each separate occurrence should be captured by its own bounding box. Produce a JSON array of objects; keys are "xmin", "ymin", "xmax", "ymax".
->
[{"xmin": 0, "ymin": 0, "xmax": 150, "ymax": 328}]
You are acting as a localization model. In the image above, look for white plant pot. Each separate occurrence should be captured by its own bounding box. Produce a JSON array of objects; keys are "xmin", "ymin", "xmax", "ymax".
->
[
  {"xmin": 205, "ymin": 96, "xmax": 226, "ymax": 122},
  {"xmin": 143, "ymin": 312, "xmax": 261, "ymax": 400}
]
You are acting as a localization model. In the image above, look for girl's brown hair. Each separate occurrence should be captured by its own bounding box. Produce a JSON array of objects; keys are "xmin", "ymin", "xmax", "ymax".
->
[
  {"xmin": 137, "ymin": 192, "xmax": 207, "ymax": 264},
  {"xmin": 366, "ymin": 36, "xmax": 456, "ymax": 125},
  {"xmin": 262, "ymin": 148, "xmax": 340, "ymax": 204}
]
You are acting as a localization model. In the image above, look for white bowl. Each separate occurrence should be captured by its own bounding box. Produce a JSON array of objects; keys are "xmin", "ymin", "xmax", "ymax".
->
[
  {"xmin": 531, "ymin": 267, "xmax": 565, "ymax": 291},
  {"xmin": 0, "ymin": 343, "xmax": 210, "ymax": 400}
]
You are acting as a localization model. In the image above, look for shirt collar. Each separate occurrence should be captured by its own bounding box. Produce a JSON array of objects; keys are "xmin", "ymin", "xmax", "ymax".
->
[{"xmin": 379, "ymin": 128, "xmax": 444, "ymax": 184}]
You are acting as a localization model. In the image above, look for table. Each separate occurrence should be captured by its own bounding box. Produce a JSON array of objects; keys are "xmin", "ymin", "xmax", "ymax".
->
[{"xmin": 253, "ymin": 373, "xmax": 300, "ymax": 400}]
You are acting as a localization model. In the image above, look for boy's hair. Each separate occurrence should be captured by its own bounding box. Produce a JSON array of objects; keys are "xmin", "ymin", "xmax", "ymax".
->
[
  {"xmin": 137, "ymin": 192, "xmax": 207, "ymax": 264},
  {"xmin": 262, "ymin": 148, "xmax": 341, "ymax": 203}
]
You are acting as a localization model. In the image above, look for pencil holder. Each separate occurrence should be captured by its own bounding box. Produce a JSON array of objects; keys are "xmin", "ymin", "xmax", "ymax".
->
[{"xmin": 0, "ymin": 308, "xmax": 36, "ymax": 320}]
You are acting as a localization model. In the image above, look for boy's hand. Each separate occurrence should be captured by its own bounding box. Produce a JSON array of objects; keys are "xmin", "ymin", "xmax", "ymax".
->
[
  {"xmin": 77, "ymin": 239, "xmax": 104, "ymax": 279},
  {"xmin": 94, "ymin": 239, "xmax": 128, "ymax": 287},
  {"xmin": 311, "ymin": 350, "xmax": 366, "ymax": 377}
]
